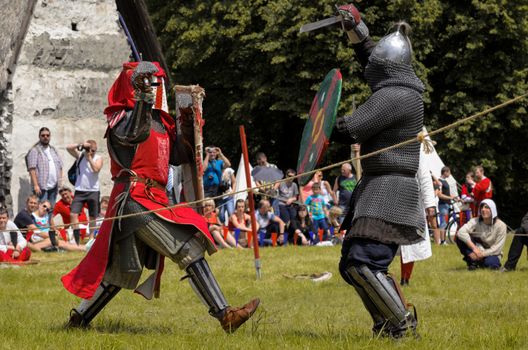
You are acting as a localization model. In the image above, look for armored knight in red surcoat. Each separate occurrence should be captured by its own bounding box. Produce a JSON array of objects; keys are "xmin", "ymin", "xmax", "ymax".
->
[{"xmin": 62, "ymin": 61, "xmax": 258, "ymax": 333}]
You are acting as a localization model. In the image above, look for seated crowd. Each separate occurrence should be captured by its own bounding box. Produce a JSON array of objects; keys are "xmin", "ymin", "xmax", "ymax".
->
[
  {"xmin": 0, "ymin": 187, "xmax": 108, "ymax": 262},
  {"xmin": 200, "ymin": 150, "xmax": 524, "ymax": 276},
  {"xmin": 200, "ymin": 150, "xmax": 358, "ymax": 249},
  {"xmin": 3, "ymin": 140, "xmax": 524, "ymax": 275}
]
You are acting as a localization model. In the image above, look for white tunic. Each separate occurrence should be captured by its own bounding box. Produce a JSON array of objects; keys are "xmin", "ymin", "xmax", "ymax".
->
[{"xmin": 400, "ymin": 148, "xmax": 435, "ymax": 263}]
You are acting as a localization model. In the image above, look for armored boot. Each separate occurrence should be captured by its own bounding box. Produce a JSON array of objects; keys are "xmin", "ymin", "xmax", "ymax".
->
[
  {"xmin": 66, "ymin": 282, "xmax": 121, "ymax": 328},
  {"xmin": 347, "ymin": 265, "xmax": 418, "ymax": 338},
  {"xmin": 186, "ymin": 258, "xmax": 260, "ymax": 333}
]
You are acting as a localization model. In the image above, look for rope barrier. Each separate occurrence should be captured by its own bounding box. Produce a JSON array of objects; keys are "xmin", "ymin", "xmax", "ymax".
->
[{"xmin": 3, "ymin": 93, "xmax": 527, "ymax": 235}]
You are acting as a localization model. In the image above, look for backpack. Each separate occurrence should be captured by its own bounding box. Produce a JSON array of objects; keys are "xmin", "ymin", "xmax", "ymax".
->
[{"xmin": 67, "ymin": 153, "xmax": 84, "ymax": 186}]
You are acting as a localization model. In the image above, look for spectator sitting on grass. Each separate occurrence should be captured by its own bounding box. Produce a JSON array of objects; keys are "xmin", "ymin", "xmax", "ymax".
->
[
  {"xmin": 0, "ymin": 207, "xmax": 32, "ymax": 262},
  {"xmin": 14, "ymin": 195, "xmax": 39, "ymax": 234},
  {"xmin": 288, "ymin": 205, "xmax": 313, "ymax": 246},
  {"xmin": 52, "ymin": 186, "xmax": 88, "ymax": 241},
  {"xmin": 31, "ymin": 200, "xmax": 85, "ymax": 252},
  {"xmin": 217, "ymin": 167, "xmax": 236, "ymax": 225},
  {"xmin": 229, "ymin": 199, "xmax": 258, "ymax": 248},
  {"xmin": 275, "ymin": 169, "xmax": 299, "ymax": 227},
  {"xmin": 94, "ymin": 195, "xmax": 110, "ymax": 237},
  {"xmin": 203, "ymin": 199, "xmax": 238, "ymax": 249},
  {"xmin": 455, "ymin": 199, "xmax": 506, "ymax": 270},
  {"xmin": 304, "ymin": 182, "xmax": 330, "ymax": 242},
  {"xmin": 328, "ymin": 206, "xmax": 344, "ymax": 243},
  {"xmin": 256, "ymin": 199, "xmax": 285, "ymax": 246}
]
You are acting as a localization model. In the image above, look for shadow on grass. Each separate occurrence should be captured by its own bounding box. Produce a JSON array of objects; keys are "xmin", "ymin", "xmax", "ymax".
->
[
  {"xmin": 93, "ymin": 320, "xmax": 174, "ymax": 334},
  {"xmin": 447, "ymin": 265, "xmax": 512, "ymax": 272},
  {"xmin": 289, "ymin": 329, "xmax": 364, "ymax": 340},
  {"xmin": 52, "ymin": 320, "xmax": 173, "ymax": 335},
  {"xmin": 447, "ymin": 266, "xmax": 471, "ymax": 271}
]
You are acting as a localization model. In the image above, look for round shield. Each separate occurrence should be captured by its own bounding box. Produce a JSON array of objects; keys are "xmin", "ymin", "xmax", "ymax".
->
[{"xmin": 297, "ymin": 69, "xmax": 342, "ymax": 185}]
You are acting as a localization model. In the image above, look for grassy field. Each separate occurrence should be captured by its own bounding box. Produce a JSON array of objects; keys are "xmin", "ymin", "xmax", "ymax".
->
[{"xmin": 1, "ymin": 237, "xmax": 528, "ymax": 350}]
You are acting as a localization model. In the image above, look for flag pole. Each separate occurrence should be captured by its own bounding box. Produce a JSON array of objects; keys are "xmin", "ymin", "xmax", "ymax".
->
[{"xmin": 239, "ymin": 125, "xmax": 262, "ymax": 279}]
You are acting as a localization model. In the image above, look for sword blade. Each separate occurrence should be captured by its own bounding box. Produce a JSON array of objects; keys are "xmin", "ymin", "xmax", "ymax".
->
[{"xmin": 299, "ymin": 15, "xmax": 343, "ymax": 33}]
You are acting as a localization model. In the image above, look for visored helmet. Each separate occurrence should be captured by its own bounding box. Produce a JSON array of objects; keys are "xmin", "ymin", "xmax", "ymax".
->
[{"xmin": 370, "ymin": 22, "xmax": 413, "ymax": 65}]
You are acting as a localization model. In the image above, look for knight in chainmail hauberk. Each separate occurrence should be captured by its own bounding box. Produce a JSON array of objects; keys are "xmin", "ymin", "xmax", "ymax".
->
[
  {"xmin": 61, "ymin": 61, "xmax": 259, "ymax": 333},
  {"xmin": 332, "ymin": 4, "xmax": 425, "ymax": 338}
]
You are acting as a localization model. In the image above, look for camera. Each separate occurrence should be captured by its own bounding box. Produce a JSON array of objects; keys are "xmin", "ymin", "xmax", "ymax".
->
[{"xmin": 77, "ymin": 144, "xmax": 91, "ymax": 152}]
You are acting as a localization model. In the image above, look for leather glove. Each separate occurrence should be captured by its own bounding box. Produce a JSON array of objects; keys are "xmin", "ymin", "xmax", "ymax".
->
[
  {"xmin": 131, "ymin": 61, "xmax": 159, "ymax": 93},
  {"xmin": 336, "ymin": 3, "xmax": 369, "ymax": 43},
  {"xmin": 337, "ymin": 4, "xmax": 362, "ymax": 31}
]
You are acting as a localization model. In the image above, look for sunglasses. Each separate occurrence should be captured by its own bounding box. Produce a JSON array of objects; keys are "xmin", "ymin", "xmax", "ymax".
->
[{"xmin": 40, "ymin": 134, "xmax": 50, "ymax": 138}]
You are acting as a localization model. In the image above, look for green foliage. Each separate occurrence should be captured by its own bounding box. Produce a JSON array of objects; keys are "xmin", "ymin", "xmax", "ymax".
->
[
  {"xmin": 147, "ymin": 0, "xmax": 528, "ymax": 223},
  {"xmin": 2, "ymin": 242, "xmax": 528, "ymax": 349}
]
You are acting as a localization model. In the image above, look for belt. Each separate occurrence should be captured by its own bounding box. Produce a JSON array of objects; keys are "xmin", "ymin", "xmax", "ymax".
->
[{"xmin": 114, "ymin": 176, "xmax": 166, "ymax": 190}]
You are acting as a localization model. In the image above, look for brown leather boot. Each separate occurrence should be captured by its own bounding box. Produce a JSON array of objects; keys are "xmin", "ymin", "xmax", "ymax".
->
[{"xmin": 220, "ymin": 298, "xmax": 260, "ymax": 333}]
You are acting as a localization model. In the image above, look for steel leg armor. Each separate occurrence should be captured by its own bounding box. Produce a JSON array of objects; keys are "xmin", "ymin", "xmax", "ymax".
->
[
  {"xmin": 186, "ymin": 258, "xmax": 229, "ymax": 318},
  {"xmin": 67, "ymin": 282, "xmax": 121, "ymax": 328},
  {"xmin": 347, "ymin": 265, "xmax": 417, "ymax": 338}
]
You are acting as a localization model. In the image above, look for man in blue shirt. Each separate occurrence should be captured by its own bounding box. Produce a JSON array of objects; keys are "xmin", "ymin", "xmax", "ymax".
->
[{"xmin": 203, "ymin": 146, "xmax": 231, "ymax": 198}]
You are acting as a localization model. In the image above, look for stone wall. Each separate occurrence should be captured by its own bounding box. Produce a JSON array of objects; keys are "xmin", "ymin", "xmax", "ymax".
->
[
  {"xmin": 8, "ymin": 0, "xmax": 129, "ymax": 212},
  {"xmin": 0, "ymin": 1, "xmax": 37, "ymax": 214},
  {"xmin": 0, "ymin": 1, "xmax": 36, "ymax": 92}
]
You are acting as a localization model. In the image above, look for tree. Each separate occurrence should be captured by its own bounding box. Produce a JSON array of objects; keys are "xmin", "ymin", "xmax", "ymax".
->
[{"xmin": 146, "ymin": 0, "xmax": 528, "ymax": 223}]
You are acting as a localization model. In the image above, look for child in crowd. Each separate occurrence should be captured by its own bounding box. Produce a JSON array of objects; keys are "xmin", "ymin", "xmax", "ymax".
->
[
  {"xmin": 304, "ymin": 182, "xmax": 330, "ymax": 242},
  {"xmin": 328, "ymin": 206, "xmax": 344, "ymax": 244},
  {"xmin": 203, "ymin": 199, "xmax": 238, "ymax": 249}
]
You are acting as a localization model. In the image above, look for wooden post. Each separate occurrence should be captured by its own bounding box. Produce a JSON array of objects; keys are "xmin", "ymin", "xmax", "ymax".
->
[{"xmin": 352, "ymin": 144, "xmax": 362, "ymax": 180}]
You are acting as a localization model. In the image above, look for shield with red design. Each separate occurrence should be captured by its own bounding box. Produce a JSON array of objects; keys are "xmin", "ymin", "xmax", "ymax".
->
[{"xmin": 297, "ymin": 69, "xmax": 342, "ymax": 185}]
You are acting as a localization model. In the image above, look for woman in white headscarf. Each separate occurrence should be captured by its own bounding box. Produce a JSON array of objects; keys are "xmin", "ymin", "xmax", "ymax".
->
[{"xmin": 455, "ymin": 199, "xmax": 507, "ymax": 270}]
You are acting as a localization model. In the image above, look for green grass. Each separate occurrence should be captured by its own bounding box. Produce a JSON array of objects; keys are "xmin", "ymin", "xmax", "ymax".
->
[{"xmin": 1, "ymin": 237, "xmax": 528, "ymax": 349}]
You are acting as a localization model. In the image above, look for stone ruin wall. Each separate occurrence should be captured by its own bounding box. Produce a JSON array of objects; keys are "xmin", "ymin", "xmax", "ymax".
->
[
  {"xmin": 0, "ymin": 1, "xmax": 37, "ymax": 214},
  {"xmin": 5, "ymin": 0, "xmax": 129, "ymax": 212}
]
